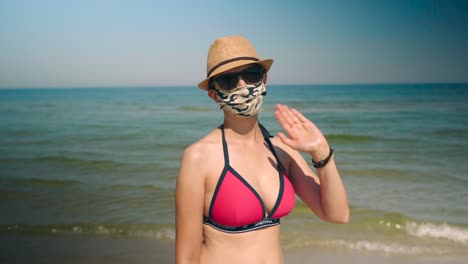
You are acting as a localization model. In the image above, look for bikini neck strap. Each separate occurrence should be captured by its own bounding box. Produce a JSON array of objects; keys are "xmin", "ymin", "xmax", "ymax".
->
[
  {"xmin": 258, "ymin": 124, "xmax": 282, "ymax": 166},
  {"xmin": 220, "ymin": 124, "xmax": 229, "ymax": 165},
  {"xmin": 220, "ymin": 123, "xmax": 279, "ymax": 164}
]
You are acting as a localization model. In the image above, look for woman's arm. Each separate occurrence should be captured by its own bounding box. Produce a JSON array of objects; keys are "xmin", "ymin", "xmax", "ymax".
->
[
  {"xmin": 175, "ymin": 145, "xmax": 206, "ymax": 263},
  {"xmin": 274, "ymin": 104, "xmax": 349, "ymax": 223}
]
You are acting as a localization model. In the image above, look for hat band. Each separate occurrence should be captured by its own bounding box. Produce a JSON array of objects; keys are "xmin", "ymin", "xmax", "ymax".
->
[{"xmin": 207, "ymin": 56, "xmax": 259, "ymax": 77}]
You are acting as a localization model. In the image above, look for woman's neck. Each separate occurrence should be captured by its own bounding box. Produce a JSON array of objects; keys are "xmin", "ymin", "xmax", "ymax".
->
[{"xmin": 223, "ymin": 114, "xmax": 262, "ymax": 143}]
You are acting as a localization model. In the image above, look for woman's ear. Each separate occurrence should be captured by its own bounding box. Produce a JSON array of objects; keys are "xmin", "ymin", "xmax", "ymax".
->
[
  {"xmin": 263, "ymin": 72, "xmax": 268, "ymax": 85},
  {"xmin": 208, "ymin": 89, "xmax": 218, "ymax": 102}
]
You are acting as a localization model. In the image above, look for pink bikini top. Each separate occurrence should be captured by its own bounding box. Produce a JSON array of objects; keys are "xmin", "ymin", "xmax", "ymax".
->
[{"xmin": 203, "ymin": 124, "xmax": 296, "ymax": 233}]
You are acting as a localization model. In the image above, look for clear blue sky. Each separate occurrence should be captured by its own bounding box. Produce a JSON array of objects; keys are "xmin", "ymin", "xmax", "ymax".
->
[{"xmin": 1, "ymin": 0, "xmax": 467, "ymax": 88}]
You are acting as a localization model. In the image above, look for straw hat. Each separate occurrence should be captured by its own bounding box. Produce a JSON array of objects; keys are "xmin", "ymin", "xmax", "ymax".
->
[{"xmin": 198, "ymin": 36, "xmax": 273, "ymax": 90}]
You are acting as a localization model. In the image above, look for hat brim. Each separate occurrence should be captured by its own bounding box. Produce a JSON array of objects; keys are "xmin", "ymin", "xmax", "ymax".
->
[{"xmin": 198, "ymin": 59, "xmax": 273, "ymax": 90}]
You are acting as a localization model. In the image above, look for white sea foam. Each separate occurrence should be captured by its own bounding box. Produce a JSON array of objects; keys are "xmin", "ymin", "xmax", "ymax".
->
[
  {"xmin": 155, "ymin": 228, "xmax": 175, "ymax": 240},
  {"xmin": 325, "ymin": 240, "xmax": 442, "ymax": 256},
  {"xmin": 406, "ymin": 222, "xmax": 468, "ymax": 245},
  {"xmin": 121, "ymin": 227, "xmax": 175, "ymax": 240}
]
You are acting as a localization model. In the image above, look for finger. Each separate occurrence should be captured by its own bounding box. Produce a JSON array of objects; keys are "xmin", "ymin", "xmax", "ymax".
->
[
  {"xmin": 275, "ymin": 105, "xmax": 290, "ymax": 126},
  {"xmin": 291, "ymin": 108, "xmax": 322, "ymax": 131},
  {"xmin": 278, "ymin": 132, "xmax": 296, "ymax": 149},
  {"xmin": 274, "ymin": 110, "xmax": 294, "ymax": 135},
  {"xmin": 291, "ymin": 108, "xmax": 310, "ymax": 123},
  {"xmin": 280, "ymin": 104, "xmax": 301, "ymax": 125},
  {"xmin": 277, "ymin": 104, "xmax": 299, "ymax": 128}
]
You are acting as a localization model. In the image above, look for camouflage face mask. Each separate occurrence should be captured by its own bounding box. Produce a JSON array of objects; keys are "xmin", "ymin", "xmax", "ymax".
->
[{"xmin": 215, "ymin": 81, "xmax": 267, "ymax": 118}]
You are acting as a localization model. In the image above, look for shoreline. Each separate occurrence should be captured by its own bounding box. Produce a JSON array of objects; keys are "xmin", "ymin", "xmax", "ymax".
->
[
  {"xmin": 284, "ymin": 247, "xmax": 467, "ymax": 264},
  {"xmin": 1, "ymin": 233, "xmax": 466, "ymax": 264}
]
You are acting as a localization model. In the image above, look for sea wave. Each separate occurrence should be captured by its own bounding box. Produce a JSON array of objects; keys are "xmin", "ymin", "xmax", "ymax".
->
[
  {"xmin": 349, "ymin": 209, "xmax": 468, "ymax": 246},
  {"xmin": 0, "ymin": 189, "xmax": 30, "ymax": 199},
  {"xmin": 432, "ymin": 128, "xmax": 468, "ymax": 138},
  {"xmin": 325, "ymin": 134, "xmax": 379, "ymax": 143},
  {"xmin": 177, "ymin": 106, "xmax": 214, "ymax": 112},
  {"xmin": 2, "ymin": 213, "xmax": 468, "ymax": 256},
  {"xmin": 314, "ymin": 220, "xmax": 468, "ymax": 255},
  {"xmin": 4, "ymin": 177, "xmax": 80, "ymax": 186},
  {"xmin": 1, "ymin": 155, "xmax": 147, "ymax": 170},
  {"xmin": 342, "ymin": 168, "xmax": 411, "ymax": 179},
  {"xmin": 288, "ymin": 205, "xmax": 468, "ymax": 252},
  {"xmin": 1, "ymin": 224, "xmax": 175, "ymax": 241},
  {"xmin": 406, "ymin": 222, "xmax": 468, "ymax": 245},
  {"xmin": 35, "ymin": 156, "xmax": 123, "ymax": 167},
  {"xmin": 322, "ymin": 239, "xmax": 445, "ymax": 256}
]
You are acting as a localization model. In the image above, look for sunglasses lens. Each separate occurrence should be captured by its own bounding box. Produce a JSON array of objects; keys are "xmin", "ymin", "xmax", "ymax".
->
[
  {"xmin": 215, "ymin": 75, "xmax": 238, "ymax": 90},
  {"xmin": 242, "ymin": 70, "xmax": 263, "ymax": 84},
  {"xmin": 214, "ymin": 65, "xmax": 264, "ymax": 90}
]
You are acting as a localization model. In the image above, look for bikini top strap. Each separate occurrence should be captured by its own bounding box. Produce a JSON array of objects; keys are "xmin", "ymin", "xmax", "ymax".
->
[
  {"xmin": 259, "ymin": 123, "xmax": 273, "ymax": 139},
  {"xmin": 259, "ymin": 123, "xmax": 283, "ymax": 170},
  {"xmin": 222, "ymin": 123, "xmax": 281, "ymax": 169},
  {"xmin": 220, "ymin": 124, "xmax": 230, "ymax": 165},
  {"xmin": 259, "ymin": 123, "xmax": 286, "ymax": 218}
]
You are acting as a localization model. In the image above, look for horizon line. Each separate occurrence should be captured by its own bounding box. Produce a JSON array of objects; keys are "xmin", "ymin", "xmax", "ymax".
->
[{"xmin": 0, "ymin": 82, "xmax": 467, "ymax": 90}]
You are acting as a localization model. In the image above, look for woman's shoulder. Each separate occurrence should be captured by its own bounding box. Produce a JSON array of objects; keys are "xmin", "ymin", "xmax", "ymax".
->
[
  {"xmin": 182, "ymin": 127, "xmax": 222, "ymax": 162},
  {"xmin": 178, "ymin": 128, "xmax": 223, "ymax": 181}
]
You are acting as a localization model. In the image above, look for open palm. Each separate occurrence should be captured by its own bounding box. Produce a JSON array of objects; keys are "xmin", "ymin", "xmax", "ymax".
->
[{"xmin": 274, "ymin": 104, "xmax": 329, "ymax": 158}]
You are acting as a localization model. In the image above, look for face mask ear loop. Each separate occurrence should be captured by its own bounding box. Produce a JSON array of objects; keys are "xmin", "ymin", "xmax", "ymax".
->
[{"xmin": 259, "ymin": 81, "xmax": 267, "ymax": 96}]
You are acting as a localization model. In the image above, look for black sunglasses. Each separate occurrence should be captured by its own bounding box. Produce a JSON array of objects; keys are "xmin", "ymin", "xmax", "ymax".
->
[{"xmin": 212, "ymin": 65, "xmax": 265, "ymax": 90}]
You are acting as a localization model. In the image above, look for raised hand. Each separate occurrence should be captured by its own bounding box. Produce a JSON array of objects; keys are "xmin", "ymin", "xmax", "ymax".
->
[{"xmin": 274, "ymin": 104, "xmax": 330, "ymax": 160}]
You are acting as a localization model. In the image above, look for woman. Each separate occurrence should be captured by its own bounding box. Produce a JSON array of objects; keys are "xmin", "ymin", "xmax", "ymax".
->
[{"xmin": 176, "ymin": 36, "xmax": 349, "ymax": 264}]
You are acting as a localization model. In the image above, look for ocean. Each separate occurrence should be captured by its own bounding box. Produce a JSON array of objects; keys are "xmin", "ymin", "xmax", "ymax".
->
[{"xmin": 1, "ymin": 84, "xmax": 467, "ymax": 262}]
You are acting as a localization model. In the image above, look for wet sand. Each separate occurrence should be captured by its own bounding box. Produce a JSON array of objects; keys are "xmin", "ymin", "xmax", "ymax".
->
[
  {"xmin": 1, "ymin": 233, "xmax": 465, "ymax": 264},
  {"xmin": 0, "ymin": 233, "xmax": 174, "ymax": 264},
  {"xmin": 284, "ymin": 248, "xmax": 467, "ymax": 264}
]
